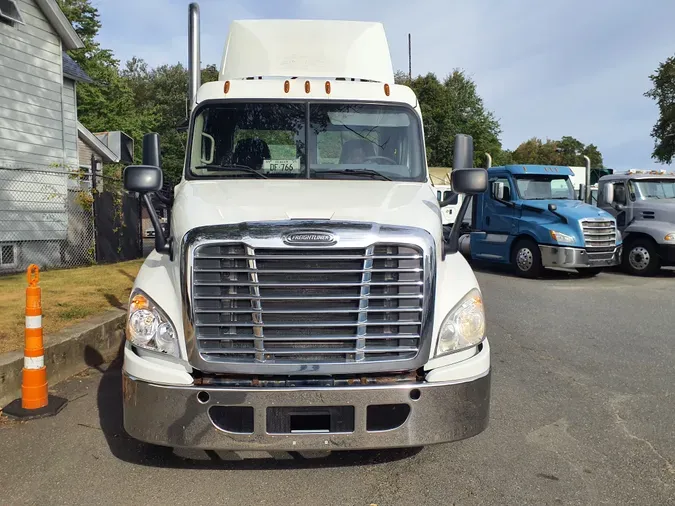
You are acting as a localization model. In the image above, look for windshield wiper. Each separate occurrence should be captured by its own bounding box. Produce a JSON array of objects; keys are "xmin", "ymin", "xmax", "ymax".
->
[
  {"xmin": 314, "ymin": 169, "xmax": 392, "ymax": 181},
  {"xmin": 194, "ymin": 164, "xmax": 268, "ymax": 179}
]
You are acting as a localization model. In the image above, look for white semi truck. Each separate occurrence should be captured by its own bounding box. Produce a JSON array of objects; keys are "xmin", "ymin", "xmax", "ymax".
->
[{"xmin": 121, "ymin": 3, "xmax": 491, "ymax": 452}]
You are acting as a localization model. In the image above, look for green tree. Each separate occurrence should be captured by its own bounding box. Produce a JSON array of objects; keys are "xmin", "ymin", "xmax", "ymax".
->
[
  {"xmin": 645, "ymin": 56, "xmax": 675, "ymax": 164},
  {"xmin": 396, "ymin": 70, "xmax": 505, "ymax": 167},
  {"xmin": 121, "ymin": 60, "xmax": 221, "ymax": 183},
  {"xmin": 58, "ymin": 0, "xmax": 157, "ymax": 162},
  {"xmin": 512, "ymin": 136, "xmax": 604, "ymax": 167}
]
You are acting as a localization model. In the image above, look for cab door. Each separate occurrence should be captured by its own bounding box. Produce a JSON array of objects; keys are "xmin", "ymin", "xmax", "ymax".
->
[{"xmin": 471, "ymin": 175, "xmax": 517, "ymax": 262}]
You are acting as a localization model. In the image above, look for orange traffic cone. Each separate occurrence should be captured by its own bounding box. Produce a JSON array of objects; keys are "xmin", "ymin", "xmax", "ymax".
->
[{"xmin": 3, "ymin": 265, "xmax": 67, "ymax": 420}]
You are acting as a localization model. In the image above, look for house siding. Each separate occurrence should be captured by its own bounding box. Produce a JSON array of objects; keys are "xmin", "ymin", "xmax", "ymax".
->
[
  {"xmin": 0, "ymin": 0, "xmax": 69, "ymax": 244},
  {"xmin": 62, "ymin": 78, "xmax": 78, "ymax": 168},
  {"xmin": 0, "ymin": 0, "xmax": 64, "ymax": 170},
  {"xmin": 78, "ymin": 137, "xmax": 96, "ymax": 168}
]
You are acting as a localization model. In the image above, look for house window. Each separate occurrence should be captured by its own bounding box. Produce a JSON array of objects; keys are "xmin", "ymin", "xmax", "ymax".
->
[
  {"xmin": 0, "ymin": 0, "xmax": 25, "ymax": 25},
  {"xmin": 0, "ymin": 244, "xmax": 17, "ymax": 268}
]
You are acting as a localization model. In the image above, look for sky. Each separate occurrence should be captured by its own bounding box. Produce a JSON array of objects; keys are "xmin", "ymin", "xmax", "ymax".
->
[{"xmin": 95, "ymin": 0, "xmax": 675, "ymax": 170}]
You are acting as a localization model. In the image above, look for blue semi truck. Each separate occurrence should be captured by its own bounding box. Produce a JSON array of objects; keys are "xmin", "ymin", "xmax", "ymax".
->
[{"xmin": 455, "ymin": 164, "xmax": 623, "ymax": 278}]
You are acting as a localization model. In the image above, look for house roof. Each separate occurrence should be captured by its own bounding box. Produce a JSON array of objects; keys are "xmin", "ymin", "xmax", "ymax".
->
[
  {"xmin": 62, "ymin": 52, "xmax": 93, "ymax": 83},
  {"xmin": 77, "ymin": 122, "xmax": 120, "ymax": 163},
  {"xmin": 34, "ymin": 0, "xmax": 83, "ymax": 50}
]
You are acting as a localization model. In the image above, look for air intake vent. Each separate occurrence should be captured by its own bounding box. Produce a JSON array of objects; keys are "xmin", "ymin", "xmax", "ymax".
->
[{"xmin": 642, "ymin": 211, "xmax": 655, "ymax": 220}]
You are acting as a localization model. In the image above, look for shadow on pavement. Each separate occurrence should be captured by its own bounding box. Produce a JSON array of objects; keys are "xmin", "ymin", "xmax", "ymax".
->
[
  {"xmin": 91, "ymin": 343, "xmax": 423, "ymax": 470},
  {"xmin": 471, "ymin": 261, "xmax": 580, "ymax": 280},
  {"xmin": 472, "ymin": 260, "xmax": 675, "ymax": 281}
]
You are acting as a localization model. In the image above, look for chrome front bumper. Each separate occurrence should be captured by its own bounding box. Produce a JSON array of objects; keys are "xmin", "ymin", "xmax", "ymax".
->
[
  {"xmin": 122, "ymin": 370, "xmax": 490, "ymax": 451},
  {"xmin": 539, "ymin": 245, "xmax": 622, "ymax": 269}
]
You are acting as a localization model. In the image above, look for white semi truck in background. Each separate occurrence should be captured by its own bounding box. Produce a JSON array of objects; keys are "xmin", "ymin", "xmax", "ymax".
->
[{"xmin": 121, "ymin": 3, "xmax": 491, "ymax": 452}]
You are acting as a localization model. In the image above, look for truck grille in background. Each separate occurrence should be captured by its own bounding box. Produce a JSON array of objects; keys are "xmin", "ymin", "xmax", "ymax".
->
[
  {"xmin": 191, "ymin": 244, "xmax": 425, "ymax": 365},
  {"xmin": 581, "ymin": 219, "xmax": 616, "ymax": 261}
]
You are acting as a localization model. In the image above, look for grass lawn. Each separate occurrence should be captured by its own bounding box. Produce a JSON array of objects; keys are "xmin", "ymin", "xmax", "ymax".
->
[{"xmin": 0, "ymin": 259, "xmax": 144, "ymax": 354}]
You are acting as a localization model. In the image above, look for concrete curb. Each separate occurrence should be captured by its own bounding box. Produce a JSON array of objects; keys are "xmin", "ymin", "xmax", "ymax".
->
[{"xmin": 0, "ymin": 309, "xmax": 126, "ymax": 408}]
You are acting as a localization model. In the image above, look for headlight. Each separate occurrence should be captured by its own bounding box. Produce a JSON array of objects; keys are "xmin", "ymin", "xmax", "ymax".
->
[
  {"xmin": 436, "ymin": 288, "xmax": 486, "ymax": 357},
  {"xmin": 665, "ymin": 233, "xmax": 675, "ymax": 242},
  {"xmin": 127, "ymin": 290, "xmax": 179, "ymax": 357},
  {"xmin": 549, "ymin": 230, "xmax": 575, "ymax": 244}
]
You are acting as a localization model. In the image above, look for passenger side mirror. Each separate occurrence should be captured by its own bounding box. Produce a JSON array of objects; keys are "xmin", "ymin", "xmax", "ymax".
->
[
  {"xmin": 492, "ymin": 181, "xmax": 505, "ymax": 200},
  {"xmin": 605, "ymin": 183, "xmax": 614, "ymax": 205},
  {"xmin": 578, "ymin": 183, "xmax": 586, "ymax": 201}
]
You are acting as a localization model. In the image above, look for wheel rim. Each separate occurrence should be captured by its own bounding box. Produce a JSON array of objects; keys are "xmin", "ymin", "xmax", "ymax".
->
[
  {"xmin": 516, "ymin": 247, "xmax": 534, "ymax": 271},
  {"xmin": 628, "ymin": 246, "xmax": 650, "ymax": 271}
]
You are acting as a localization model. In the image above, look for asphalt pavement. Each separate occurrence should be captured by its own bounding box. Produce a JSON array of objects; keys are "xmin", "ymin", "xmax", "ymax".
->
[{"xmin": 1, "ymin": 267, "xmax": 674, "ymax": 505}]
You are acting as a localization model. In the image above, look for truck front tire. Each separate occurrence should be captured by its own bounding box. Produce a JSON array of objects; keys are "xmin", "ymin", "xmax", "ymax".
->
[
  {"xmin": 512, "ymin": 238, "xmax": 543, "ymax": 278},
  {"xmin": 622, "ymin": 238, "xmax": 661, "ymax": 276}
]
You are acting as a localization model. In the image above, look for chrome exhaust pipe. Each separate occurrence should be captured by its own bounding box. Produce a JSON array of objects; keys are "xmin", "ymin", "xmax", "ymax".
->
[{"xmin": 188, "ymin": 2, "xmax": 201, "ymax": 112}]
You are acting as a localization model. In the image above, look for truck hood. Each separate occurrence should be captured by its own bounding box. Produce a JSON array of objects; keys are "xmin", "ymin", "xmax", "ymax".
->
[
  {"xmin": 170, "ymin": 179, "xmax": 442, "ymax": 242},
  {"xmin": 633, "ymin": 200, "xmax": 675, "ymax": 221},
  {"xmin": 522, "ymin": 199, "xmax": 614, "ymax": 221}
]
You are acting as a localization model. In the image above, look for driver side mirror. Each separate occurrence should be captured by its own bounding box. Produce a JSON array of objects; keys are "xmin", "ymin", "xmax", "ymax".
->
[
  {"xmin": 492, "ymin": 181, "xmax": 505, "ymax": 200},
  {"xmin": 443, "ymin": 134, "xmax": 487, "ymax": 259},
  {"xmin": 124, "ymin": 133, "xmax": 172, "ymax": 257},
  {"xmin": 123, "ymin": 165, "xmax": 162, "ymax": 193}
]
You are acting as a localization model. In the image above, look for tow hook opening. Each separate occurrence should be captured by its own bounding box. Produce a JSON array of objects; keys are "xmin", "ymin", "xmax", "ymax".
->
[
  {"xmin": 209, "ymin": 406, "xmax": 254, "ymax": 434},
  {"xmin": 366, "ymin": 404, "xmax": 411, "ymax": 431},
  {"xmin": 290, "ymin": 413, "xmax": 331, "ymax": 433},
  {"xmin": 267, "ymin": 406, "xmax": 355, "ymax": 434}
]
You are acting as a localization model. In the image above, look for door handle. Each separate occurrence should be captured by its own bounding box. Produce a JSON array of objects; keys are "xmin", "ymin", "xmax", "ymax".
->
[{"xmin": 485, "ymin": 216, "xmax": 491, "ymax": 226}]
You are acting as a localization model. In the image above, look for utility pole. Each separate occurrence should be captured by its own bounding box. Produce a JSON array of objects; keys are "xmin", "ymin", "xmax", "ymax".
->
[{"xmin": 408, "ymin": 33, "xmax": 412, "ymax": 81}]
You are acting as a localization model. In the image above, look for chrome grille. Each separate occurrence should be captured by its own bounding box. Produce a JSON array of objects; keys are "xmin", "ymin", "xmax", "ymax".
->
[
  {"xmin": 191, "ymin": 243, "xmax": 425, "ymax": 366},
  {"xmin": 581, "ymin": 219, "xmax": 616, "ymax": 260}
]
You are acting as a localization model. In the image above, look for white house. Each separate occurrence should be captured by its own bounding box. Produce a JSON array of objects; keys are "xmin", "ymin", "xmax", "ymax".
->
[{"xmin": 0, "ymin": 0, "xmax": 122, "ymax": 271}]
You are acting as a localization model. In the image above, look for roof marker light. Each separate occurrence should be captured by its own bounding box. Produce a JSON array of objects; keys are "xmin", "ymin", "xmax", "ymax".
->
[
  {"xmin": 305, "ymin": 80, "xmax": 311, "ymax": 93},
  {"xmin": 224, "ymin": 80, "xmax": 230, "ymax": 94},
  {"xmin": 284, "ymin": 80, "xmax": 290, "ymax": 93},
  {"xmin": 325, "ymin": 81, "xmax": 331, "ymax": 94},
  {"xmin": 384, "ymin": 83, "xmax": 390, "ymax": 96}
]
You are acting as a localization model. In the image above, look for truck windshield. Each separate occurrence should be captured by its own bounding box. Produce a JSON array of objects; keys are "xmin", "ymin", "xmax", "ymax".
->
[
  {"xmin": 187, "ymin": 102, "xmax": 425, "ymax": 182},
  {"xmin": 514, "ymin": 175, "xmax": 575, "ymax": 200},
  {"xmin": 632, "ymin": 179, "xmax": 675, "ymax": 199}
]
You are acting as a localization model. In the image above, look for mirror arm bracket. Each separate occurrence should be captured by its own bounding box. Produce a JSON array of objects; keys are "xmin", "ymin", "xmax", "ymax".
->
[
  {"xmin": 154, "ymin": 191, "xmax": 173, "ymax": 206},
  {"xmin": 142, "ymin": 193, "xmax": 173, "ymax": 259},
  {"xmin": 443, "ymin": 195, "xmax": 473, "ymax": 259},
  {"xmin": 439, "ymin": 192, "xmax": 459, "ymax": 208}
]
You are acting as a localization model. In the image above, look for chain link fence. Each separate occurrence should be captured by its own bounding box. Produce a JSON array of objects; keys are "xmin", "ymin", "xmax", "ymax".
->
[{"xmin": 0, "ymin": 165, "xmax": 141, "ymax": 275}]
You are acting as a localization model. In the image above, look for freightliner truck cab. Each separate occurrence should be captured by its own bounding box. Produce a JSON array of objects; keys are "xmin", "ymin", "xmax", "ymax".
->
[
  {"xmin": 119, "ymin": 4, "xmax": 491, "ymax": 453},
  {"xmin": 597, "ymin": 171, "xmax": 675, "ymax": 276},
  {"xmin": 458, "ymin": 164, "xmax": 623, "ymax": 278}
]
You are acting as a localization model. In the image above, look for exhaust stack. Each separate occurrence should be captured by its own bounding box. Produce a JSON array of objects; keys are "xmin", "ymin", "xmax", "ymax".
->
[{"xmin": 188, "ymin": 3, "xmax": 201, "ymax": 112}]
